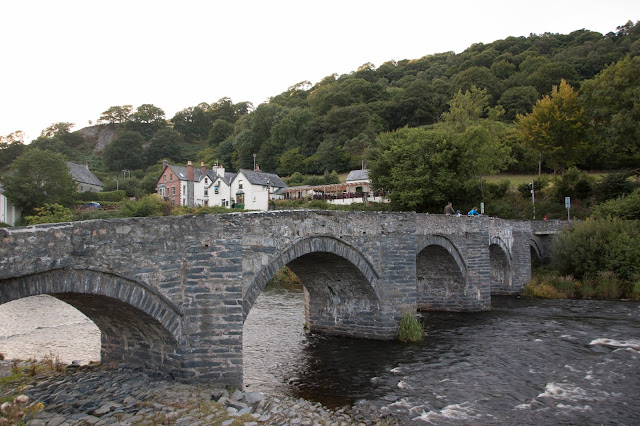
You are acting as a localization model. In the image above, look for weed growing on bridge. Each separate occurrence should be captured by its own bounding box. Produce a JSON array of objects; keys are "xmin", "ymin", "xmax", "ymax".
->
[{"xmin": 398, "ymin": 313, "xmax": 423, "ymax": 343}]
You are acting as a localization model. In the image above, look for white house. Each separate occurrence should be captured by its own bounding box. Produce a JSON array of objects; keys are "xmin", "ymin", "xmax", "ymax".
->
[
  {"xmin": 201, "ymin": 164, "xmax": 236, "ymax": 208},
  {"xmin": 0, "ymin": 184, "xmax": 21, "ymax": 226},
  {"xmin": 230, "ymin": 169, "xmax": 287, "ymax": 210},
  {"xmin": 157, "ymin": 161, "xmax": 286, "ymax": 211}
]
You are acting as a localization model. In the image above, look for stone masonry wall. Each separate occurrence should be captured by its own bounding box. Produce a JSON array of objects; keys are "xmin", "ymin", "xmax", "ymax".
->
[{"xmin": 0, "ymin": 211, "xmax": 549, "ymax": 387}]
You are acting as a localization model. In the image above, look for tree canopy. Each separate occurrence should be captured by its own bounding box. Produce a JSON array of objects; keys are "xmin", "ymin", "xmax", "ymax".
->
[{"xmin": 1, "ymin": 149, "xmax": 77, "ymax": 215}]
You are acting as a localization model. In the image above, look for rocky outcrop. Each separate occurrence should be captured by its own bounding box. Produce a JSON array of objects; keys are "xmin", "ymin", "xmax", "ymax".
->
[{"xmin": 74, "ymin": 125, "xmax": 119, "ymax": 152}]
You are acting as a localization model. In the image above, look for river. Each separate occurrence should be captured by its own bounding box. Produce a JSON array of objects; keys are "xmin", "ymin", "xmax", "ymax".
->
[{"xmin": 1, "ymin": 285, "xmax": 639, "ymax": 424}]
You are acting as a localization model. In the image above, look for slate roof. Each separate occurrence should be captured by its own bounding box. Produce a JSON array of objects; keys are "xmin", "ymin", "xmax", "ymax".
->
[
  {"xmin": 167, "ymin": 164, "xmax": 207, "ymax": 182},
  {"xmin": 238, "ymin": 169, "xmax": 287, "ymax": 188},
  {"xmin": 209, "ymin": 170, "xmax": 236, "ymax": 186},
  {"xmin": 67, "ymin": 162, "xmax": 103, "ymax": 187},
  {"xmin": 346, "ymin": 169, "xmax": 369, "ymax": 182}
]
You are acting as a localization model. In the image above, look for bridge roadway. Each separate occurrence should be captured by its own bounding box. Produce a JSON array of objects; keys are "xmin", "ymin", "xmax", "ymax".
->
[{"xmin": 0, "ymin": 210, "xmax": 566, "ymax": 387}]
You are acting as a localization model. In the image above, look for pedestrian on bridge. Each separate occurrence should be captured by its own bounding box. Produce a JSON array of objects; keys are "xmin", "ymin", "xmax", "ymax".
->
[
  {"xmin": 444, "ymin": 202, "xmax": 455, "ymax": 215},
  {"xmin": 468, "ymin": 206, "xmax": 480, "ymax": 216}
]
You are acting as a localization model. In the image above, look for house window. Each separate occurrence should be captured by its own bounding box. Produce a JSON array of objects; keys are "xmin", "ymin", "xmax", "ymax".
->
[
  {"xmin": 204, "ymin": 189, "xmax": 208, "ymax": 196},
  {"xmin": 214, "ymin": 185, "xmax": 219, "ymax": 194},
  {"xmin": 204, "ymin": 178, "xmax": 208, "ymax": 184},
  {"xmin": 80, "ymin": 185, "xmax": 84, "ymax": 191},
  {"xmin": 221, "ymin": 199, "xmax": 226, "ymax": 207},
  {"xmin": 170, "ymin": 174, "xmax": 173, "ymax": 181},
  {"xmin": 172, "ymin": 187, "xmax": 176, "ymax": 196},
  {"xmin": 163, "ymin": 175, "xmax": 166, "ymax": 183},
  {"xmin": 238, "ymin": 180, "xmax": 243, "ymax": 189}
]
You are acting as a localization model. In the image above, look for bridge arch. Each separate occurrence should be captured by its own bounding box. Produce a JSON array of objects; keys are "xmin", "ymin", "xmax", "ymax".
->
[
  {"xmin": 243, "ymin": 235, "xmax": 381, "ymax": 338},
  {"xmin": 416, "ymin": 235, "xmax": 468, "ymax": 311},
  {"xmin": 489, "ymin": 236, "xmax": 513, "ymax": 294},
  {"xmin": 0, "ymin": 268, "xmax": 183, "ymax": 376}
]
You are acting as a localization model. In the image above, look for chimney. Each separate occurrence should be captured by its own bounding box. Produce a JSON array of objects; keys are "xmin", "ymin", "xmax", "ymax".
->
[
  {"xmin": 163, "ymin": 160, "xmax": 168, "ymax": 169},
  {"xmin": 200, "ymin": 162, "xmax": 207, "ymax": 176},
  {"xmin": 213, "ymin": 164, "xmax": 225, "ymax": 178},
  {"xmin": 84, "ymin": 163, "xmax": 89, "ymax": 170},
  {"xmin": 187, "ymin": 161, "xmax": 194, "ymax": 181}
]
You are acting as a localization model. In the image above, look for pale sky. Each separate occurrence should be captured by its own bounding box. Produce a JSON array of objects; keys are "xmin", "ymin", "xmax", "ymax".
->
[{"xmin": 1, "ymin": 0, "xmax": 638, "ymax": 142}]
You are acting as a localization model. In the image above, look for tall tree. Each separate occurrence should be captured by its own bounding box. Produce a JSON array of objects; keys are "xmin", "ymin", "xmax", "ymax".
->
[
  {"xmin": 41, "ymin": 122, "xmax": 74, "ymax": 138},
  {"xmin": 516, "ymin": 79, "xmax": 587, "ymax": 173},
  {"xmin": 104, "ymin": 131, "xmax": 145, "ymax": 171},
  {"xmin": 98, "ymin": 105, "xmax": 133, "ymax": 124},
  {"xmin": 1, "ymin": 149, "xmax": 77, "ymax": 215},
  {"xmin": 145, "ymin": 128, "xmax": 183, "ymax": 166},
  {"xmin": 366, "ymin": 127, "xmax": 462, "ymax": 212}
]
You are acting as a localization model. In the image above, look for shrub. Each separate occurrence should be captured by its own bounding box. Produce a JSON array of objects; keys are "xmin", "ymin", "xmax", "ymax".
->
[
  {"xmin": 23, "ymin": 204, "xmax": 73, "ymax": 225},
  {"xmin": 77, "ymin": 190, "xmax": 126, "ymax": 202},
  {"xmin": 398, "ymin": 312, "xmax": 423, "ymax": 342},
  {"xmin": 594, "ymin": 271, "xmax": 621, "ymax": 299},
  {"xmin": 118, "ymin": 195, "xmax": 167, "ymax": 217},
  {"xmin": 0, "ymin": 222, "xmax": 10, "ymax": 228},
  {"xmin": 591, "ymin": 188, "xmax": 640, "ymax": 220},
  {"xmin": 551, "ymin": 217, "xmax": 640, "ymax": 280},
  {"xmin": 520, "ymin": 278, "xmax": 564, "ymax": 298},
  {"xmin": 593, "ymin": 171, "xmax": 635, "ymax": 203}
]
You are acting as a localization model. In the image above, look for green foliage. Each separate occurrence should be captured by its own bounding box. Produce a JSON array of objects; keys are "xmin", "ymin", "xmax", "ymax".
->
[
  {"xmin": 591, "ymin": 188, "xmax": 640, "ymax": 220},
  {"xmin": 118, "ymin": 195, "xmax": 167, "ymax": 217},
  {"xmin": 104, "ymin": 131, "xmax": 145, "ymax": 171},
  {"xmin": 367, "ymin": 127, "xmax": 461, "ymax": 212},
  {"xmin": 516, "ymin": 79, "xmax": 587, "ymax": 172},
  {"xmin": 592, "ymin": 171, "xmax": 636, "ymax": 202},
  {"xmin": 551, "ymin": 217, "xmax": 640, "ymax": 280},
  {"xmin": 1, "ymin": 149, "xmax": 77, "ymax": 215},
  {"xmin": 77, "ymin": 190, "xmax": 126, "ymax": 202},
  {"xmin": 0, "ymin": 221, "xmax": 10, "ymax": 228},
  {"xmin": 23, "ymin": 204, "xmax": 73, "ymax": 225},
  {"xmin": 398, "ymin": 312, "xmax": 423, "ymax": 342},
  {"xmin": 146, "ymin": 129, "xmax": 183, "ymax": 166},
  {"xmin": 582, "ymin": 56, "xmax": 640, "ymax": 168}
]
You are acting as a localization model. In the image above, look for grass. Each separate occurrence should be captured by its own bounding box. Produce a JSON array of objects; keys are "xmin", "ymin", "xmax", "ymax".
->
[{"xmin": 398, "ymin": 312, "xmax": 424, "ymax": 342}]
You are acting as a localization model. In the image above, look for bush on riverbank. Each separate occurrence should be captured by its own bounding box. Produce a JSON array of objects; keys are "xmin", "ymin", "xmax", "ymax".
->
[
  {"xmin": 523, "ymin": 217, "xmax": 640, "ymax": 300},
  {"xmin": 551, "ymin": 217, "xmax": 640, "ymax": 281},
  {"xmin": 521, "ymin": 271, "xmax": 640, "ymax": 300}
]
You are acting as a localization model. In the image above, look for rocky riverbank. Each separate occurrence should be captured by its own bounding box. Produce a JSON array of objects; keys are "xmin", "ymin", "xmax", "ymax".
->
[{"xmin": 0, "ymin": 361, "xmax": 394, "ymax": 425}]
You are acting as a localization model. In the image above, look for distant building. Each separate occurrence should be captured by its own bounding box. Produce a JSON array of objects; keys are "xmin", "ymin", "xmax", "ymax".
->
[
  {"xmin": 284, "ymin": 168, "xmax": 387, "ymax": 205},
  {"xmin": 67, "ymin": 162, "xmax": 103, "ymax": 193},
  {"xmin": 0, "ymin": 184, "xmax": 21, "ymax": 226},
  {"xmin": 156, "ymin": 161, "xmax": 286, "ymax": 211}
]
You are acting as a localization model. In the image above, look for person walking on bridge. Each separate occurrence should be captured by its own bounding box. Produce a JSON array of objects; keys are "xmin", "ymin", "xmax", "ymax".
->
[{"xmin": 444, "ymin": 202, "xmax": 455, "ymax": 215}]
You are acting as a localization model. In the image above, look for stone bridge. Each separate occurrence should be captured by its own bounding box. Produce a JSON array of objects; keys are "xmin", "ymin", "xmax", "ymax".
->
[{"xmin": 0, "ymin": 211, "xmax": 567, "ymax": 387}]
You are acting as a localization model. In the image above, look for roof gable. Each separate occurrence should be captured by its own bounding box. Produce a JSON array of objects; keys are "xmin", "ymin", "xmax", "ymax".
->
[
  {"xmin": 346, "ymin": 169, "xmax": 369, "ymax": 182},
  {"xmin": 67, "ymin": 162, "xmax": 103, "ymax": 187},
  {"xmin": 236, "ymin": 169, "xmax": 287, "ymax": 188}
]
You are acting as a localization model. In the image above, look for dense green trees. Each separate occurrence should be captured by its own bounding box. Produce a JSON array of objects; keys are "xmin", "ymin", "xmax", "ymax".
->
[{"xmin": 581, "ymin": 55, "xmax": 640, "ymax": 168}]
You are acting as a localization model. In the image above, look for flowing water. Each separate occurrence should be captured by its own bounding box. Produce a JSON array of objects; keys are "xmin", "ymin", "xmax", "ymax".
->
[{"xmin": 1, "ymin": 287, "xmax": 639, "ymax": 424}]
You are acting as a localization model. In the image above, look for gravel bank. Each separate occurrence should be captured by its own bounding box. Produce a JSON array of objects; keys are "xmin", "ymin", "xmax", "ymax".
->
[{"xmin": 0, "ymin": 361, "xmax": 395, "ymax": 425}]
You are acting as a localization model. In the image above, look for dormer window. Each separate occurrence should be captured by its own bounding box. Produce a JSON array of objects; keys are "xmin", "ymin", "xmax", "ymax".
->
[
  {"xmin": 170, "ymin": 173, "xmax": 173, "ymax": 181},
  {"xmin": 204, "ymin": 178, "xmax": 208, "ymax": 184}
]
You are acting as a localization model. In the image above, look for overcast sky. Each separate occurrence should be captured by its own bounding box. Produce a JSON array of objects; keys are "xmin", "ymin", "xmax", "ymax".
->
[{"xmin": 1, "ymin": 0, "xmax": 638, "ymax": 142}]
